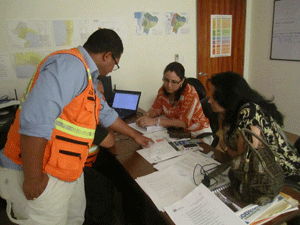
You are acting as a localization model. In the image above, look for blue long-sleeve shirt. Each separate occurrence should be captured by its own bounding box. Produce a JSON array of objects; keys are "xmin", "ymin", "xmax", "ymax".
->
[{"xmin": 0, "ymin": 46, "xmax": 118, "ymax": 169}]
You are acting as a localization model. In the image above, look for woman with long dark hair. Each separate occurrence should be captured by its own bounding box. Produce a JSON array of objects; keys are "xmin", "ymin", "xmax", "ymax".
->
[
  {"xmin": 208, "ymin": 71, "xmax": 300, "ymax": 177},
  {"xmin": 136, "ymin": 62, "xmax": 212, "ymax": 140}
]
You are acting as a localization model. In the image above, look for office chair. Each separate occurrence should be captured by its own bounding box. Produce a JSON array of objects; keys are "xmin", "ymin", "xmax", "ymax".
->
[
  {"xmin": 186, "ymin": 78, "xmax": 220, "ymax": 147},
  {"xmin": 186, "ymin": 78, "xmax": 206, "ymax": 100},
  {"xmin": 200, "ymin": 97, "xmax": 220, "ymax": 147}
]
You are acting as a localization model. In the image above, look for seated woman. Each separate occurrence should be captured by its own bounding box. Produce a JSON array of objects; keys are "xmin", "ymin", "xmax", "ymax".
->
[
  {"xmin": 136, "ymin": 62, "xmax": 212, "ymax": 143},
  {"xmin": 208, "ymin": 71, "xmax": 300, "ymax": 178}
]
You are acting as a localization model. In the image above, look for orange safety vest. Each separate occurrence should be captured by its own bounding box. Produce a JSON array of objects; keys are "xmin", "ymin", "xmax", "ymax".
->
[
  {"xmin": 4, "ymin": 48, "xmax": 101, "ymax": 182},
  {"xmin": 84, "ymin": 145, "xmax": 100, "ymax": 167}
]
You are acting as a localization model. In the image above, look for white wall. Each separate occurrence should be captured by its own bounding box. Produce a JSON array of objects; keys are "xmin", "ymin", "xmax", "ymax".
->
[
  {"xmin": 0, "ymin": 0, "xmax": 197, "ymax": 111},
  {"xmin": 1, "ymin": 0, "xmax": 299, "ymax": 135},
  {"xmin": 245, "ymin": 0, "xmax": 300, "ymax": 135}
]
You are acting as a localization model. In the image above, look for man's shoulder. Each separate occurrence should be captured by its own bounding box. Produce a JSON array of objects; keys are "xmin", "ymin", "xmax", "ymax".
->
[{"xmin": 43, "ymin": 52, "xmax": 85, "ymax": 69}]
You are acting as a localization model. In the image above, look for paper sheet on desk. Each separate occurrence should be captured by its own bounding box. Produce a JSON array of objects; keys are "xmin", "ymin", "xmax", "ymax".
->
[
  {"xmin": 143, "ymin": 130, "xmax": 177, "ymax": 143},
  {"xmin": 128, "ymin": 122, "xmax": 166, "ymax": 134},
  {"xmin": 135, "ymin": 151, "xmax": 230, "ymax": 212},
  {"xmin": 153, "ymin": 151, "xmax": 230, "ymax": 190},
  {"xmin": 154, "ymin": 151, "xmax": 219, "ymax": 176},
  {"xmin": 135, "ymin": 166, "xmax": 196, "ymax": 212},
  {"xmin": 164, "ymin": 184, "xmax": 245, "ymax": 225},
  {"xmin": 137, "ymin": 141, "xmax": 181, "ymax": 164}
]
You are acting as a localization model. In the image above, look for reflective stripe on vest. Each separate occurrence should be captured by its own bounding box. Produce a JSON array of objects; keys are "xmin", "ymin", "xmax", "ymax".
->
[
  {"xmin": 55, "ymin": 117, "xmax": 95, "ymax": 140},
  {"xmin": 4, "ymin": 48, "xmax": 100, "ymax": 181},
  {"xmin": 88, "ymin": 145, "xmax": 99, "ymax": 154},
  {"xmin": 85, "ymin": 145, "xmax": 100, "ymax": 167}
]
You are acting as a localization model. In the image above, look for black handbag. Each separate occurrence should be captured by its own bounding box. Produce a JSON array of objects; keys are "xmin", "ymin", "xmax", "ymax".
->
[{"xmin": 229, "ymin": 128, "xmax": 285, "ymax": 206}]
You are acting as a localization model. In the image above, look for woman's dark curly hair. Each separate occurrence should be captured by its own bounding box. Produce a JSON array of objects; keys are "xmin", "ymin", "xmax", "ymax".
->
[
  {"xmin": 209, "ymin": 71, "xmax": 284, "ymax": 135},
  {"xmin": 162, "ymin": 62, "xmax": 187, "ymax": 101}
]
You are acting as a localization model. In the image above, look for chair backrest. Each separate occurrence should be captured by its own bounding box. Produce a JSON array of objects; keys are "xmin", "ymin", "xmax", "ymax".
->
[
  {"xmin": 186, "ymin": 78, "xmax": 206, "ymax": 100},
  {"xmin": 200, "ymin": 97, "xmax": 220, "ymax": 147},
  {"xmin": 294, "ymin": 137, "xmax": 300, "ymax": 154},
  {"xmin": 186, "ymin": 77, "xmax": 220, "ymax": 147},
  {"xmin": 200, "ymin": 97, "xmax": 220, "ymax": 134}
]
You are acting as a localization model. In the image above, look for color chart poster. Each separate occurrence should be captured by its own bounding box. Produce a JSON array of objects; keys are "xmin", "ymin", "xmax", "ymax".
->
[{"xmin": 211, "ymin": 15, "xmax": 232, "ymax": 58}]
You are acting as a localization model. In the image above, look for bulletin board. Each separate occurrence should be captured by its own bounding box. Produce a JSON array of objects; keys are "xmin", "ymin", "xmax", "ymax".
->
[{"xmin": 270, "ymin": 0, "xmax": 300, "ymax": 61}]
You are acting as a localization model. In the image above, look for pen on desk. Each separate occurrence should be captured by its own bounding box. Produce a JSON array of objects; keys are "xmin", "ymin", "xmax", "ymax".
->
[{"xmin": 168, "ymin": 142, "xmax": 180, "ymax": 151}]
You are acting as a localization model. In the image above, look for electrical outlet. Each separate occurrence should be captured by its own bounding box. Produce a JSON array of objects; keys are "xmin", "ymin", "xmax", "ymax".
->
[{"xmin": 175, "ymin": 54, "xmax": 179, "ymax": 62}]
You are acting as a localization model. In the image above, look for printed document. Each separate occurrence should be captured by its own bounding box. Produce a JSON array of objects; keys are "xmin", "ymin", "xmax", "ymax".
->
[
  {"xmin": 128, "ymin": 122, "xmax": 166, "ymax": 134},
  {"xmin": 164, "ymin": 184, "xmax": 245, "ymax": 225},
  {"xmin": 135, "ymin": 151, "xmax": 230, "ymax": 211},
  {"xmin": 136, "ymin": 166, "xmax": 195, "ymax": 211},
  {"xmin": 137, "ymin": 140, "xmax": 181, "ymax": 164}
]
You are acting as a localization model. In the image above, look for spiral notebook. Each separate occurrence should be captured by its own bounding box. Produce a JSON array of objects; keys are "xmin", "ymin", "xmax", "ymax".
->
[{"xmin": 211, "ymin": 183, "xmax": 247, "ymax": 211}]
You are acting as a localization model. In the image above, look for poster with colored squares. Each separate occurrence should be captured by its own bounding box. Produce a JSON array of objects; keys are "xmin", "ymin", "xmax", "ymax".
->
[{"xmin": 211, "ymin": 15, "xmax": 232, "ymax": 58}]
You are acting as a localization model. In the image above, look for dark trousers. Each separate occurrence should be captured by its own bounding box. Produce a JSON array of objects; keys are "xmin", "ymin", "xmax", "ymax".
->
[
  {"xmin": 83, "ymin": 166, "xmax": 117, "ymax": 225},
  {"xmin": 90, "ymin": 147, "xmax": 170, "ymax": 225}
]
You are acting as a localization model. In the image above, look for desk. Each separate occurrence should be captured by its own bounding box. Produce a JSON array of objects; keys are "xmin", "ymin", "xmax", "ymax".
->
[
  {"xmin": 97, "ymin": 111, "xmax": 300, "ymax": 225},
  {"xmin": 114, "ymin": 143, "xmax": 300, "ymax": 225}
]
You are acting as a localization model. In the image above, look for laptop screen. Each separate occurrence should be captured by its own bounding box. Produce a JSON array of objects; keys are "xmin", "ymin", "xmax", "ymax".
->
[{"xmin": 112, "ymin": 90, "xmax": 141, "ymax": 110}]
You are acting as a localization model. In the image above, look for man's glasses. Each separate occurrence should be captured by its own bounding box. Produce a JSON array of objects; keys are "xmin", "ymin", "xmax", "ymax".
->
[
  {"xmin": 112, "ymin": 54, "xmax": 120, "ymax": 71},
  {"xmin": 162, "ymin": 77, "xmax": 181, "ymax": 85}
]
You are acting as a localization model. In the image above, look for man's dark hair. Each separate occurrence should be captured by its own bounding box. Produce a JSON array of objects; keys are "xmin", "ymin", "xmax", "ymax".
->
[{"xmin": 83, "ymin": 29, "xmax": 123, "ymax": 58}]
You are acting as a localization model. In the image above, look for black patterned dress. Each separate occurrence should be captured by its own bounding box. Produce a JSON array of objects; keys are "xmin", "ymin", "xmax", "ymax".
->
[{"xmin": 224, "ymin": 103, "xmax": 300, "ymax": 177}]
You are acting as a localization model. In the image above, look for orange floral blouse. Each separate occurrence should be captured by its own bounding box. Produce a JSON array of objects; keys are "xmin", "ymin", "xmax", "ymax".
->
[{"xmin": 150, "ymin": 83, "xmax": 211, "ymax": 136}]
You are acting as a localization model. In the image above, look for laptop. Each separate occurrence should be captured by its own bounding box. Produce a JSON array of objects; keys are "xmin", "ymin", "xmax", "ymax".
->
[{"xmin": 112, "ymin": 89, "xmax": 141, "ymax": 119}]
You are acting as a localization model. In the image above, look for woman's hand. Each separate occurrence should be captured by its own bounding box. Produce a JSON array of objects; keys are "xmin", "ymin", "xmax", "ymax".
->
[{"xmin": 136, "ymin": 116, "xmax": 156, "ymax": 128}]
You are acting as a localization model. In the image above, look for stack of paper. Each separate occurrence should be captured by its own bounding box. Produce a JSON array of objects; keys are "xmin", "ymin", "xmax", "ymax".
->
[
  {"xmin": 236, "ymin": 192, "xmax": 299, "ymax": 224},
  {"xmin": 128, "ymin": 122, "xmax": 166, "ymax": 134},
  {"xmin": 164, "ymin": 184, "xmax": 245, "ymax": 225},
  {"xmin": 136, "ymin": 166, "xmax": 196, "ymax": 211},
  {"xmin": 137, "ymin": 141, "xmax": 182, "ymax": 164},
  {"xmin": 135, "ymin": 151, "xmax": 230, "ymax": 211}
]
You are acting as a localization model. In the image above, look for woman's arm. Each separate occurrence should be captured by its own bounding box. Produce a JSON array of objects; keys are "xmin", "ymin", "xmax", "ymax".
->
[
  {"xmin": 136, "ymin": 112, "xmax": 187, "ymax": 128},
  {"xmin": 221, "ymin": 125, "xmax": 261, "ymax": 158},
  {"xmin": 136, "ymin": 108, "xmax": 159, "ymax": 127}
]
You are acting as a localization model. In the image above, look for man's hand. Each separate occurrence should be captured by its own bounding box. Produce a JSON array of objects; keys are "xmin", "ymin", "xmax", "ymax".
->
[
  {"xmin": 109, "ymin": 117, "xmax": 154, "ymax": 147},
  {"xmin": 23, "ymin": 173, "xmax": 49, "ymax": 200},
  {"xmin": 21, "ymin": 135, "xmax": 49, "ymax": 200},
  {"xmin": 133, "ymin": 133, "xmax": 154, "ymax": 148}
]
